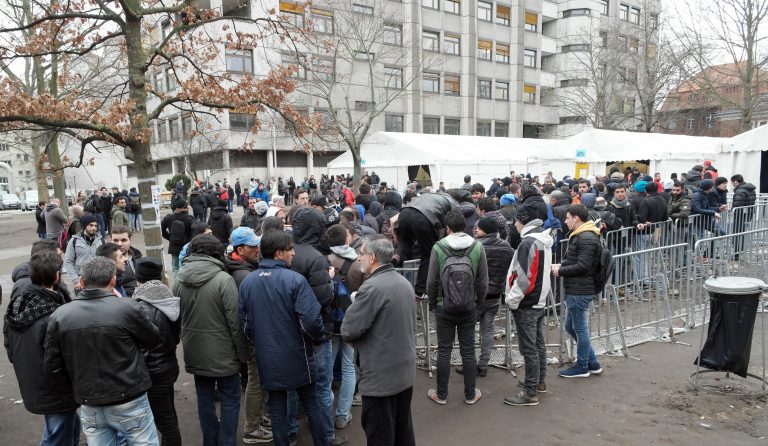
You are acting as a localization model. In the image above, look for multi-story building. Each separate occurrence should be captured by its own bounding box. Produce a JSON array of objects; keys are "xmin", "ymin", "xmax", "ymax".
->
[
  {"xmin": 0, "ymin": 135, "xmax": 38, "ymax": 194},
  {"xmin": 130, "ymin": 0, "xmax": 658, "ymax": 187}
]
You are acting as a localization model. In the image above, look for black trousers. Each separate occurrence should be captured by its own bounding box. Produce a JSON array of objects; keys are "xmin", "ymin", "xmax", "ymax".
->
[
  {"xmin": 361, "ymin": 387, "xmax": 415, "ymax": 446},
  {"xmin": 147, "ymin": 367, "xmax": 181, "ymax": 446},
  {"xmin": 395, "ymin": 208, "xmax": 439, "ymax": 295}
]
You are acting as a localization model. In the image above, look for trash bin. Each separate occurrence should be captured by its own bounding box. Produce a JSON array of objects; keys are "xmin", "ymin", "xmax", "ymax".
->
[{"xmin": 694, "ymin": 277, "xmax": 767, "ymax": 378}]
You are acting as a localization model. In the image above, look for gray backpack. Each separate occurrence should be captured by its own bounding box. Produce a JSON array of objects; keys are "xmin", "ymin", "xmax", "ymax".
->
[{"xmin": 434, "ymin": 242, "xmax": 477, "ymax": 313}]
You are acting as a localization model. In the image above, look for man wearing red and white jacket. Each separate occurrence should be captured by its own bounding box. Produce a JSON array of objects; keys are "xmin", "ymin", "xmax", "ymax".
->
[{"xmin": 503, "ymin": 206, "xmax": 553, "ymax": 407}]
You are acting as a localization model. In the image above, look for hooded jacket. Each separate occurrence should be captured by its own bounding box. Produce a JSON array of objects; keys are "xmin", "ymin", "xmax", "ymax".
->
[
  {"xmin": 608, "ymin": 197, "xmax": 639, "ymax": 229},
  {"xmin": 35, "ymin": 206, "xmax": 47, "ymax": 234},
  {"xmin": 668, "ymin": 193, "xmax": 692, "ymax": 222},
  {"xmin": 238, "ymin": 259, "xmax": 326, "ymax": 391},
  {"xmin": 376, "ymin": 191, "xmax": 402, "ymax": 229},
  {"xmin": 63, "ymin": 233, "xmax": 105, "ymax": 282},
  {"xmin": 291, "ymin": 207, "xmax": 335, "ymax": 336},
  {"xmin": 172, "ymin": 255, "xmax": 252, "ymax": 376},
  {"xmin": 133, "ymin": 281, "xmax": 180, "ymax": 376},
  {"xmin": 111, "ymin": 205, "xmax": 130, "ymax": 228},
  {"xmin": 404, "ymin": 192, "xmax": 459, "ymax": 230},
  {"xmin": 559, "ymin": 221, "xmax": 602, "ymax": 295},
  {"xmin": 226, "ymin": 252, "xmax": 259, "ymax": 287},
  {"xmin": 207, "ymin": 206, "xmax": 233, "ymax": 246},
  {"xmin": 4, "ymin": 284, "xmax": 77, "ymax": 414},
  {"xmin": 162, "ymin": 210, "xmax": 196, "ymax": 255},
  {"xmin": 476, "ymin": 233, "xmax": 515, "ymax": 298},
  {"xmin": 638, "ymin": 190, "xmax": 669, "ymax": 224},
  {"xmin": 44, "ymin": 203, "xmax": 68, "ymax": 239},
  {"xmin": 460, "ymin": 202, "xmax": 478, "ymax": 236},
  {"xmin": 328, "ymin": 245, "xmax": 365, "ymax": 294},
  {"xmin": 518, "ymin": 190, "xmax": 549, "ymax": 222},
  {"xmin": 505, "ymin": 222, "xmax": 553, "ymax": 310},
  {"xmin": 189, "ymin": 189, "xmax": 207, "ymax": 213},
  {"xmin": 732, "ymin": 182, "xmax": 757, "ymax": 209},
  {"xmin": 426, "ymin": 232, "xmax": 489, "ymax": 309}
]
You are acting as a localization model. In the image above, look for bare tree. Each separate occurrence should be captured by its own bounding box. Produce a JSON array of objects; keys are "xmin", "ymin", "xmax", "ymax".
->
[{"xmin": 673, "ymin": 0, "xmax": 768, "ymax": 132}]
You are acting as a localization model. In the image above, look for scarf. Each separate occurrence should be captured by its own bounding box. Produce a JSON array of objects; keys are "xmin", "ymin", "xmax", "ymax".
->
[
  {"xmin": 6, "ymin": 284, "xmax": 66, "ymax": 330},
  {"xmin": 568, "ymin": 221, "xmax": 601, "ymax": 239},
  {"xmin": 610, "ymin": 197, "xmax": 630, "ymax": 208}
]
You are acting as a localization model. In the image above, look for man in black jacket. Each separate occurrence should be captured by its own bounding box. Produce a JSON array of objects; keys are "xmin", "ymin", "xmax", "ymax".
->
[
  {"xmin": 161, "ymin": 200, "xmax": 195, "ymax": 278},
  {"xmin": 4, "ymin": 251, "xmax": 80, "ymax": 445},
  {"xmin": 44, "ymin": 256, "xmax": 162, "ymax": 444},
  {"xmin": 99, "ymin": 187, "xmax": 114, "ymax": 235},
  {"xmin": 552, "ymin": 205, "xmax": 602, "ymax": 379},
  {"xmin": 10, "ymin": 240, "xmax": 69, "ymax": 306},
  {"xmin": 110, "ymin": 225, "xmax": 142, "ymax": 297},
  {"xmin": 731, "ymin": 174, "xmax": 757, "ymax": 255}
]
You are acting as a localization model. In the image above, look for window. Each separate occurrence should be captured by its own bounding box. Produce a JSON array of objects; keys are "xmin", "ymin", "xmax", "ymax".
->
[
  {"xmin": 444, "ymin": 34, "xmax": 461, "ymax": 55},
  {"xmin": 561, "ymin": 79, "xmax": 588, "ymax": 88},
  {"xmin": 445, "ymin": 75, "xmax": 460, "ymax": 95},
  {"xmin": 312, "ymin": 9, "xmax": 333, "ymax": 34},
  {"xmin": 686, "ymin": 116, "xmax": 695, "ymax": 130},
  {"xmin": 668, "ymin": 119, "xmax": 677, "ymax": 130},
  {"xmin": 562, "ymin": 44, "xmax": 590, "ymax": 53},
  {"xmin": 477, "ymin": 121, "xmax": 491, "ymax": 136},
  {"xmin": 182, "ymin": 114, "xmax": 194, "ymax": 137},
  {"xmin": 422, "ymin": 72, "xmax": 440, "ymax": 93},
  {"xmin": 705, "ymin": 114, "xmax": 714, "ymax": 128},
  {"xmin": 383, "ymin": 24, "xmax": 402, "ymax": 46},
  {"xmin": 477, "ymin": 79, "xmax": 491, "ymax": 98},
  {"xmin": 495, "ymin": 81, "xmax": 509, "ymax": 100},
  {"xmin": 422, "ymin": 31, "xmax": 440, "ymax": 52},
  {"xmin": 478, "ymin": 39, "xmax": 492, "ymax": 60},
  {"xmin": 229, "ymin": 113, "xmax": 255, "ymax": 131},
  {"xmin": 423, "ymin": 117, "xmax": 440, "ymax": 134},
  {"xmin": 312, "ymin": 58, "xmax": 334, "ymax": 82},
  {"xmin": 157, "ymin": 120, "xmax": 167, "ymax": 143},
  {"xmin": 384, "ymin": 66, "xmax": 403, "ymax": 88},
  {"xmin": 283, "ymin": 54, "xmax": 306, "ymax": 78},
  {"xmin": 627, "ymin": 68, "xmax": 637, "ymax": 84},
  {"xmin": 563, "ymin": 9, "xmax": 590, "ymax": 18},
  {"xmin": 15, "ymin": 154, "xmax": 20, "ymax": 159},
  {"xmin": 689, "ymin": 93, "xmax": 699, "ymax": 103},
  {"xmin": 560, "ymin": 116, "xmax": 587, "ymax": 125},
  {"xmin": 524, "ymin": 12, "xmax": 537, "ymax": 32},
  {"xmin": 669, "ymin": 96, "xmax": 679, "ymax": 106},
  {"xmin": 165, "ymin": 66, "xmax": 177, "ymax": 91},
  {"xmin": 168, "ymin": 117, "xmax": 180, "ymax": 140},
  {"xmin": 630, "ymin": 7, "xmax": 640, "ymax": 24},
  {"xmin": 352, "ymin": 3, "xmax": 374, "ymax": 15},
  {"xmin": 226, "ymin": 48, "xmax": 253, "ymax": 73},
  {"xmin": 385, "ymin": 115, "xmax": 404, "ymax": 132},
  {"xmin": 477, "ymin": 1, "xmax": 492, "ymax": 21},
  {"xmin": 354, "ymin": 51, "xmax": 374, "ymax": 61},
  {"xmin": 523, "ymin": 84, "xmax": 536, "ymax": 104},
  {"xmin": 617, "ymin": 66, "xmax": 627, "ymax": 82},
  {"xmin": 619, "ymin": 4, "xmax": 629, "ymax": 21},
  {"xmin": 280, "ymin": 2, "xmax": 305, "ymax": 27},
  {"xmin": 523, "ymin": 49, "xmax": 536, "ymax": 68},
  {"xmin": 0, "ymin": 144, "xmax": 8, "ymax": 151},
  {"xmin": 422, "ymin": 0, "xmax": 439, "ymax": 10},
  {"xmin": 624, "ymin": 98, "xmax": 635, "ymax": 115},
  {"xmin": 153, "ymin": 70, "xmax": 164, "ymax": 93},
  {"xmin": 444, "ymin": 118, "xmax": 460, "ymax": 135},
  {"xmin": 598, "ymin": 63, "xmax": 607, "ymax": 79},
  {"xmin": 355, "ymin": 101, "xmax": 373, "ymax": 111},
  {"xmin": 618, "ymin": 35, "xmax": 628, "ymax": 49},
  {"xmin": 496, "ymin": 4, "xmax": 511, "ymax": 25},
  {"xmin": 161, "ymin": 20, "xmax": 172, "ymax": 39},
  {"xmin": 494, "ymin": 122, "xmax": 508, "ymax": 137},
  {"xmin": 445, "ymin": 0, "xmax": 460, "ymax": 14},
  {"xmin": 649, "ymin": 13, "xmax": 658, "ymax": 29},
  {"xmin": 600, "ymin": 0, "xmax": 609, "ymax": 15},
  {"xmin": 629, "ymin": 38, "xmax": 639, "ymax": 53},
  {"xmin": 495, "ymin": 43, "xmax": 510, "ymax": 63},
  {"xmin": 23, "ymin": 154, "xmax": 29, "ymax": 161},
  {"xmin": 600, "ymin": 31, "xmax": 608, "ymax": 48}
]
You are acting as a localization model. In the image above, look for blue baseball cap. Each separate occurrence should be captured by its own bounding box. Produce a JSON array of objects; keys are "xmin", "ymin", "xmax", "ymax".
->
[{"xmin": 230, "ymin": 227, "xmax": 261, "ymax": 247}]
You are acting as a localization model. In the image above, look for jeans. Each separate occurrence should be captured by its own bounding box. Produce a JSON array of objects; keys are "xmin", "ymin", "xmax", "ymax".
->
[
  {"xmin": 331, "ymin": 336, "xmax": 356, "ymax": 419},
  {"xmin": 564, "ymin": 294, "xmax": 598, "ymax": 370},
  {"xmin": 132, "ymin": 213, "xmax": 143, "ymax": 231},
  {"xmin": 633, "ymin": 234, "xmax": 650, "ymax": 285},
  {"xmin": 244, "ymin": 359, "xmax": 266, "ymax": 433},
  {"xmin": 512, "ymin": 307, "xmax": 547, "ymax": 396},
  {"xmin": 171, "ymin": 255, "xmax": 179, "ymax": 279},
  {"xmin": 314, "ymin": 340, "xmax": 335, "ymax": 441},
  {"xmin": 476, "ymin": 299, "xmax": 500, "ymax": 369},
  {"xmin": 42, "ymin": 410, "xmax": 80, "ymax": 446},
  {"xmin": 79, "ymin": 393, "xmax": 159, "ymax": 446},
  {"xmin": 271, "ymin": 383, "xmax": 327, "ymax": 446},
  {"xmin": 38, "ymin": 232, "xmax": 47, "ymax": 239},
  {"xmin": 95, "ymin": 213, "xmax": 106, "ymax": 236},
  {"xmin": 395, "ymin": 208, "xmax": 439, "ymax": 295},
  {"xmin": 194, "ymin": 374, "xmax": 241, "ymax": 446},
  {"xmin": 361, "ymin": 387, "xmax": 415, "ymax": 446},
  {"xmin": 227, "ymin": 199, "xmax": 233, "ymax": 213},
  {"xmin": 435, "ymin": 307, "xmax": 477, "ymax": 400},
  {"xmin": 146, "ymin": 368, "xmax": 181, "ymax": 446}
]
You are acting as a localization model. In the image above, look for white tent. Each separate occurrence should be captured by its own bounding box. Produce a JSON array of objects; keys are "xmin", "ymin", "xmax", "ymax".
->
[{"xmin": 718, "ymin": 125, "xmax": 768, "ymax": 190}]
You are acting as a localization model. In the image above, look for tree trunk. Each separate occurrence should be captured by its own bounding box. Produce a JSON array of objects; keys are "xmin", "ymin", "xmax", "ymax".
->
[
  {"xmin": 351, "ymin": 144, "xmax": 362, "ymax": 187},
  {"xmin": 30, "ymin": 141, "xmax": 50, "ymax": 203},
  {"xmin": 47, "ymin": 135, "xmax": 69, "ymax": 217}
]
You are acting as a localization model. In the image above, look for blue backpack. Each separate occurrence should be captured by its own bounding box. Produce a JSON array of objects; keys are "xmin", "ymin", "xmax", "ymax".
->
[
  {"xmin": 331, "ymin": 259, "xmax": 355, "ymax": 333},
  {"xmin": 542, "ymin": 203, "xmax": 564, "ymax": 253}
]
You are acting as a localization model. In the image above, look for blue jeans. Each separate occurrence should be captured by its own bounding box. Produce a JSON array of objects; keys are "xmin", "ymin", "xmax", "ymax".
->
[
  {"xmin": 95, "ymin": 213, "xmax": 106, "ymax": 236},
  {"xmin": 633, "ymin": 234, "xmax": 650, "ymax": 285},
  {"xmin": 171, "ymin": 255, "xmax": 180, "ymax": 278},
  {"xmin": 564, "ymin": 294, "xmax": 598, "ymax": 369},
  {"xmin": 132, "ymin": 213, "xmax": 143, "ymax": 231},
  {"xmin": 288, "ymin": 340, "xmax": 334, "ymax": 441},
  {"xmin": 42, "ymin": 410, "xmax": 80, "ymax": 446},
  {"xmin": 270, "ymin": 383, "xmax": 327, "ymax": 446},
  {"xmin": 79, "ymin": 393, "xmax": 159, "ymax": 445},
  {"xmin": 331, "ymin": 336, "xmax": 355, "ymax": 419},
  {"xmin": 194, "ymin": 374, "xmax": 241, "ymax": 446},
  {"xmin": 227, "ymin": 199, "xmax": 233, "ymax": 213},
  {"xmin": 38, "ymin": 232, "xmax": 47, "ymax": 239}
]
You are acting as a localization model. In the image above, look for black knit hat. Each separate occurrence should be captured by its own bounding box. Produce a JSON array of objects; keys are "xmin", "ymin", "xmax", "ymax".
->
[
  {"xmin": 135, "ymin": 257, "xmax": 163, "ymax": 283},
  {"xmin": 477, "ymin": 217, "xmax": 498, "ymax": 234}
]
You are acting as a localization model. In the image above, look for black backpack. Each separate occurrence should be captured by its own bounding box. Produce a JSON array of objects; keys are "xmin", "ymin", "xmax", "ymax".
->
[
  {"xmin": 169, "ymin": 218, "xmax": 187, "ymax": 246},
  {"xmin": 434, "ymin": 241, "xmax": 478, "ymax": 313},
  {"xmin": 84, "ymin": 197, "xmax": 97, "ymax": 214},
  {"xmin": 331, "ymin": 259, "xmax": 355, "ymax": 333},
  {"xmin": 594, "ymin": 238, "xmax": 615, "ymax": 292}
]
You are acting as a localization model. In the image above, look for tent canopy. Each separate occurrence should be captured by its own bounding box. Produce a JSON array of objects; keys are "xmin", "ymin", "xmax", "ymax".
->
[{"xmin": 723, "ymin": 124, "xmax": 768, "ymax": 153}]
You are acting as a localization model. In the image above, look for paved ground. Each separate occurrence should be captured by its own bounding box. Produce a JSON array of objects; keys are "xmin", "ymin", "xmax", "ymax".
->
[{"xmin": 0, "ymin": 210, "xmax": 766, "ymax": 445}]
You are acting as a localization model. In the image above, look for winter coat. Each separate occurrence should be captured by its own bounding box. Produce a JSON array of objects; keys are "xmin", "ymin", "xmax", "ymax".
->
[
  {"xmin": 328, "ymin": 246, "xmax": 365, "ymax": 293},
  {"xmin": 691, "ymin": 189, "xmax": 720, "ymax": 217},
  {"xmin": 4, "ymin": 284, "xmax": 77, "ymax": 414},
  {"xmin": 518, "ymin": 191, "xmax": 549, "ymax": 222},
  {"xmin": 133, "ymin": 281, "xmax": 181, "ymax": 376},
  {"xmin": 426, "ymin": 232, "xmax": 489, "ymax": 309},
  {"xmin": 172, "ymin": 255, "xmax": 252, "ymax": 377},
  {"xmin": 479, "ymin": 209, "xmax": 509, "ymax": 242},
  {"xmin": 117, "ymin": 246, "xmax": 142, "ymax": 297},
  {"xmin": 161, "ymin": 211, "xmax": 195, "ymax": 256},
  {"xmin": 207, "ymin": 207, "xmax": 233, "ymax": 246},
  {"xmin": 128, "ymin": 191, "xmax": 141, "ymax": 214},
  {"xmin": 375, "ymin": 191, "xmax": 402, "ymax": 229},
  {"xmin": 238, "ymin": 259, "xmax": 326, "ymax": 391},
  {"xmin": 608, "ymin": 199, "xmax": 639, "ymax": 229},
  {"xmin": 668, "ymin": 194, "xmax": 692, "ymax": 222},
  {"xmin": 460, "ymin": 202, "xmax": 478, "ymax": 236},
  {"xmin": 559, "ymin": 221, "xmax": 602, "ymax": 295},
  {"xmin": 240, "ymin": 209, "xmax": 262, "ymax": 231},
  {"xmin": 362, "ymin": 213, "xmax": 380, "ymax": 234},
  {"xmin": 44, "ymin": 204, "xmax": 68, "ymax": 239},
  {"xmin": 732, "ymin": 183, "xmax": 757, "ymax": 209},
  {"xmin": 476, "ymin": 234, "xmax": 515, "ymax": 298},
  {"xmin": 226, "ymin": 252, "xmax": 259, "ymax": 287},
  {"xmin": 404, "ymin": 192, "xmax": 459, "ymax": 230},
  {"xmin": 341, "ymin": 264, "xmax": 416, "ymax": 397},
  {"xmin": 505, "ymin": 223, "xmax": 553, "ymax": 310},
  {"xmin": 63, "ymin": 233, "xmax": 105, "ymax": 282},
  {"xmin": 111, "ymin": 206, "xmax": 130, "ymax": 228},
  {"xmin": 35, "ymin": 206, "xmax": 47, "ymax": 234},
  {"xmin": 250, "ymin": 188, "xmax": 269, "ymax": 203},
  {"xmin": 44, "ymin": 288, "xmax": 162, "ymax": 406},
  {"xmin": 638, "ymin": 192, "xmax": 669, "ymax": 224},
  {"xmin": 190, "ymin": 190, "xmax": 207, "ymax": 214}
]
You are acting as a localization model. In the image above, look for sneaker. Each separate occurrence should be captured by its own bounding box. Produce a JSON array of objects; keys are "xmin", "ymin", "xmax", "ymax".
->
[
  {"xmin": 330, "ymin": 435, "xmax": 349, "ymax": 446},
  {"xmin": 588, "ymin": 362, "xmax": 603, "ymax": 375},
  {"xmin": 335, "ymin": 414, "xmax": 353, "ymax": 429},
  {"xmin": 558, "ymin": 366, "xmax": 590, "ymax": 378},
  {"xmin": 504, "ymin": 390, "xmax": 540, "ymax": 406},
  {"xmin": 243, "ymin": 426, "xmax": 273, "ymax": 444},
  {"xmin": 288, "ymin": 433, "xmax": 297, "ymax": 446},
  {"xmin": 465, "ymin": 388, "xmax": 482, "ymax": 405},
  {"xmin": 352, "ymin": 393, "xmax": 362, "ymax": 406},
  {"xmin": 517, "ymin": 379, "xmax": 547, "ymax": 393},
  {"xmin": 427, "ymin": 388, "xmax": 446, "ymax": 405}
]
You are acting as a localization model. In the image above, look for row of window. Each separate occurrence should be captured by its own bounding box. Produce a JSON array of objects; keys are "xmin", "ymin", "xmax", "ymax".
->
[
  {"xmin": 152, "ymin": 115, "xmax": 195, "ymax": 143},
  {"xmin": 668, "ymin": 115, "xmax": 714, "ymax": 130},
  {"xmin": 384, "ymin": 115, "xmax": 510, "ymax": 137},
  {"xmin": 568, "ymin": 1, "xmax": 657, "ymax": 28},
  {"xmin": 148, "ymin": 65, "xmax": 178, "ymax": 93},
  {"xmin": 420, "ymin": 74, "xmax": 537, "ymax": 103}
]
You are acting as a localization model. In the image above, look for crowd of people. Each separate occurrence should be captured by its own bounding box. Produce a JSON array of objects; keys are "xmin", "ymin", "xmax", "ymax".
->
[{"xmin": 3, "ymin": 161, "xmax": 760, "ymax": 446}]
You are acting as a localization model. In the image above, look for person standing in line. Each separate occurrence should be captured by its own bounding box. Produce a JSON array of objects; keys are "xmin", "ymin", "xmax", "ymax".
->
[
  {"xmin": 161, "ymin": 200, "xmax": 196, "ymax": 278},
  {"xmin": 552, "ymin": 205, "xmax": 603, "ymax": 378},
  {"xmin": 341, "ymin": 235, "xmax": 417, "ymax": 446},
  {"xmin": 44, "ymin": 198, "xmax": 68, "ymax": 241},
  {"xmin": 44, "ymin": 257, "xmax": 163, "ymax": 444},
  {"xmin": 63, "ymin": 214, "xmax": 104, "ymax": 293},
  {"xmin": 35, "ymin": 201, "xmax": 47, "ymax": 239}
]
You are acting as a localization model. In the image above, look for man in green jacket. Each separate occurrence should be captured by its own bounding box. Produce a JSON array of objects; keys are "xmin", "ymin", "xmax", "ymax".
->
[{"xmin": 111, "ymin": 197, "xmax": 131, "ymax": 229}]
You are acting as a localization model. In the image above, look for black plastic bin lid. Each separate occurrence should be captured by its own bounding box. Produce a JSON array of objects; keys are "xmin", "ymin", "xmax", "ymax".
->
[{"xmin": 703, "ymin": 277, "xmax": 767, "ymax": 296}]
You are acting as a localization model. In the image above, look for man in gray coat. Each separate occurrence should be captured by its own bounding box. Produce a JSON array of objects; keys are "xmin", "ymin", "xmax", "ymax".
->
[
  {"xmin": 341, "ymin": 235, "xmax": 416, "ymax": 446},
  {"xmin": 44, "ymin": 198, "xmax": 68, "ymax": 241}
]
